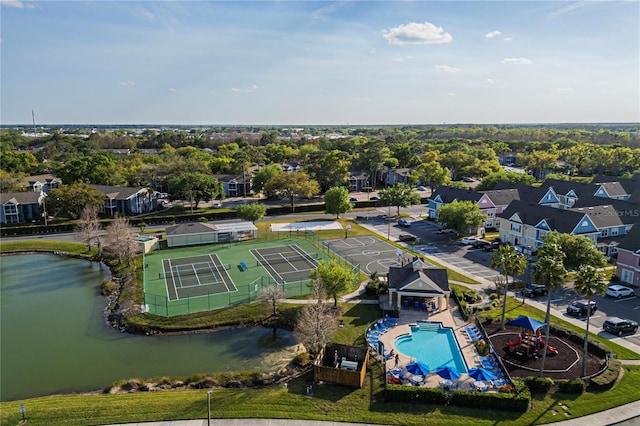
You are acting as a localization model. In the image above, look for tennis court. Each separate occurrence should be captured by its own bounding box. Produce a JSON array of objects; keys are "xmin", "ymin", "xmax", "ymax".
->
[
  {"xmin": 250, "ymin": 244, "xmax": 318, "ymax": 284},
  {"xmin": 143, "ymin": 236, "xmax": 333, "ymax": 316},
  {"xmin": 161, "ymin": 253, "xmax": 237, "ymax": 300}
]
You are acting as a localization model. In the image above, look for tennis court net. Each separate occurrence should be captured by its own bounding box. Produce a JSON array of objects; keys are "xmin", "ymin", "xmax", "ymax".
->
[
  {"xmin": 256, "ymin": 253, "xmax": 318, "ymax": 266},
  {"xmin": 159, "ymin": 263, "xmax": 230, "ymax": 278}
]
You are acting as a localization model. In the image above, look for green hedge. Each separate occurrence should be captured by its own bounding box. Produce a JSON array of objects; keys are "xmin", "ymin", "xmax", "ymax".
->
[
  {"xmin": 590, "ymin": 359, "xmax": 621, "ymax": 390},
  {"xmin": 384, "ymin": 378, "xmax": 531, "ymax": 413},
  {"xmin": 523, "ymin": 376, "xmax": 554, "ymax": 394},
  {"xmin": 558, "ymin": 379, "xmax": 585, "ymax": 394}
]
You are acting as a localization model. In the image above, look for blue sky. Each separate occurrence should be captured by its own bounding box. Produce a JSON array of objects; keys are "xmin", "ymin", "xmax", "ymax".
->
[{"xmin": 1, "ymin": 0, "xmax": 638, "ymax": 125}]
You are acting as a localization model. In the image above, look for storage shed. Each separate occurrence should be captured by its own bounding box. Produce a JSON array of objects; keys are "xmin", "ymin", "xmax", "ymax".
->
[{"xmin": 166, "ymin": 220, "xmax": 257, "ymax": 248}]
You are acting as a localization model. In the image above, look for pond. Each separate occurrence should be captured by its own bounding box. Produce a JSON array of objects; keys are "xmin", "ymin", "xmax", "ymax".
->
[{"xmin": 0, "ymin": 254, "xmax": 298, "ymax": 401}]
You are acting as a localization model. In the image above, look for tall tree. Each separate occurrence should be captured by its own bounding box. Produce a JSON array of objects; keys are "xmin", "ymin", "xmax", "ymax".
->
[
  {"xmin": 47, "ymin": 183, "xmax": 105, "ymax": 220},
  {"xmin": 573, "ymin": 265, "xmax": 607, "ymax": 377},
  {"xmin": 74, "ymin": 205, "xmax": 102, "ymax": 254},
  {"xmin": 263, "ymin": 172, "xmax": 320, "ymax": 212},
  {"xmin": 236, "ymin": 202, "xmax": 267, "ymax": 233},
  {"xmin": 311, "ymin": 260, "xmax": 356, "ymax": 307},
  {"xmin": 258, "ymin": 284, "xmax": 282, "ymax": 318},
  {"xmin": 378, "ymin": 183, "xmax": 421, "ymax": 215},
  {"xmin": 168, "ymin": 172, "xmax": 223, "ymax": 211},
  {"xmin": 490, "ymin": 245, "xmax": 527, "ymax": 329},
  {"xmin": 414, "ymin": 160, "xmax": 450, "ymax": 193},
  {"xmin": 294, "ymin": 280, "xmax": 338, "ymax": 355},
  {"xmin": 532, "ymin": 242, "xmax": 567, "ymax": 377},
  {"xmin": 103, "ymin": 215, "xmax": 139, "ymax": 266},
  {"xmin": 436, "ymin": 200, "xmax": 487, "ymax": 236},
  {"xmin": 252, "ymin": 164, "xmax": 283, "ymax": 196},
  {"xmin": 324, "ymin": 186, "xmax": 353, "ymax": 219}
]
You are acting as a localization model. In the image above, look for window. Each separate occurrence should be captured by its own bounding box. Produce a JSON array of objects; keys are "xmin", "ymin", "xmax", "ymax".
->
[
  {"xmin": 601, "ymin": 229, "xmax": 609, "ymax": 237},
  {"xmin": 611, "ymin": 228, "xmax": 619, "ymax": 236},
  {"xmin": 511, "ymin": 223, "xmax": 521, "ymax": 232},
  {"xmin": 620, "ymin": 269, "xmax": 634, "ymax": 284}
]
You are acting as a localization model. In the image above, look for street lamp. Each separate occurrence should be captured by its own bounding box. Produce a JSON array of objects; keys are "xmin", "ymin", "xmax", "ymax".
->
[
  {"xmin": 207, "ymin": 388, "xmax": 213, "ymax": 426},
  {"xmin": 345, "ymin": 224, "xmax": 351, "ymax": 239}
]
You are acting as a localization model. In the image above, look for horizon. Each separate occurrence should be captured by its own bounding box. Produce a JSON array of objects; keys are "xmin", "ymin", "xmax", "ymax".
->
[{"xmin": 2, "ymin": 1, "xmax": 639, "ymax": 125}]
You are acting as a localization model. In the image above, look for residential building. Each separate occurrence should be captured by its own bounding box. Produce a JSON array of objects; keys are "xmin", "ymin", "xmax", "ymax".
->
[
  {"xmin": 24, "ymin": 174, "xmax": 61, "ymax": 193},
  {"xmin": 616, "ymin": 225, "xmax": 640, "ymax": 286},
  {"xmin": 348, "ymin": 169, "xmax": 370, "ymax": 193},
  {"xmin": 91, "ymin": 185, "xmax": 155, "ymax": 217},
  {"xmin": 214, "ymin": 174, "xmax": 251, "ymax": 198},
  {"xmin": 0, "ymin": 191, "xmax": 44, "ymax": 224}
]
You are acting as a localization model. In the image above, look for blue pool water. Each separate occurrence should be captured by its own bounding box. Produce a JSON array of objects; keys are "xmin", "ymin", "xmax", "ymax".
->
[{"xmin": 395, "ymin": 322, "xmax": 468, "ymax": 373}]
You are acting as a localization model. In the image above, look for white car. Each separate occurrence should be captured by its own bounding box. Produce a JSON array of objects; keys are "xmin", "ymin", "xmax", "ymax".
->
[
  {"xmin": 460, "ymin": 237, "xmax": 479, "ymax": 245},
  {"xmin": 605, "ymin": 285, "xmax": 635, "ymax": 299}
]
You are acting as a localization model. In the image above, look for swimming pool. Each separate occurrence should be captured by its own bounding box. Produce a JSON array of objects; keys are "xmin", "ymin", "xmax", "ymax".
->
[{"xmin": 395, "ymin": 321, "xmax": 468, "ymax": 373}]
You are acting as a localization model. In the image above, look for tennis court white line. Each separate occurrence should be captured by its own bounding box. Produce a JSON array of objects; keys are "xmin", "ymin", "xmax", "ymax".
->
[
  {"xmin": 162, "ymin": 260, "xmax": 171, "ymax": 300},
  {"xmin": 288, "ymin": 244, "xmax": 318, "ymax": 269},
  {"xmin": 209, "ymin": 254, "xmax": 237, "ymax": 293},
  {"xmin": 251, "ymin": 249, "xmax": 285, "ymax": 283},
  {"xmin": 168, "ymin": 258, "xmax": 179, "ymax": 300}
]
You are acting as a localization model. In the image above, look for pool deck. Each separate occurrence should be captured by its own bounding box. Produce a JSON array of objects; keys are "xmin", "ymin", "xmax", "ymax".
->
[{"xmin": 379, "ymin": 304, "xmax": 486, "ymax": 390}]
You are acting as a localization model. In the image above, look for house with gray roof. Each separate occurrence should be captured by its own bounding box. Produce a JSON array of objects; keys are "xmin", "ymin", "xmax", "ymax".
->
[
  {"xmin": 23, "ymin": 174, "xmax": 61, "ymax": 193},
  {"xmin": 213, "ymin": 174, "xmax": 251, "ymax": 198},
  {"xmin": 165, "ymin": 220, "xmax": 257, "ymax": 247},
  {"xmin": 0, "ymin": 191, "xmax": 44, "ymax": 224},
  {"xmin": 90, "ymin": 185, "xmax": 155, "ymax": 217},
  {"xmin": 386, "ymin": 257, "xmax": 450, "ymax": 312}
]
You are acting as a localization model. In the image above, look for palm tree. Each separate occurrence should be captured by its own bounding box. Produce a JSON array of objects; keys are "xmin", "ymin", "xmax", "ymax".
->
[
  {"xmin": 532, "ymin": 244, "xmax": 567, "ymax": 378},
  {"xmin": 573, "ymin": 265, "xmax": 607, "ymax": 377},
  {"xmin": 490, "ymin": 244, "xmax": 527, "ymax": 329}
]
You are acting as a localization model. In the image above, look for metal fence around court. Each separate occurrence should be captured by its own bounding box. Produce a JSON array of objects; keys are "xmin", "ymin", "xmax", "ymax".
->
[{"xmin": 144, "ymin": 276, "xmax": 312, "ymax": 317}]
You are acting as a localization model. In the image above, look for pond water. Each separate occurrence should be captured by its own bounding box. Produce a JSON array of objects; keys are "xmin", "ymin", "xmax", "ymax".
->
[{"xmin": 0, "ymin": 254, "xmax": 298, "ymax": 401}]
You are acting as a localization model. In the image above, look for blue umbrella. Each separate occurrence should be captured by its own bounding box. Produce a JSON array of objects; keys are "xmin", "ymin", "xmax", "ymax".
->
[
  {"xmin": 468, "ymin": 367, "xmax": 496, "ymax": 381},
  {"xmin": 435, "ymin": 365, "xmax": 461, "ymax": 380},
  {"xmin": 507, "ymin": 315, "xmax": 547, "ymax": 332},
  {"xmin": 405, "ymin": 361, "xmax": 430, "ymax": 376}
]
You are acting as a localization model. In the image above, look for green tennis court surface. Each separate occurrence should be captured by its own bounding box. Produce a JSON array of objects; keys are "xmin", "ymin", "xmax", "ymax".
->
[{"xmin": 142, "ymin": 236, "xmax": 356, "ymax": 317}]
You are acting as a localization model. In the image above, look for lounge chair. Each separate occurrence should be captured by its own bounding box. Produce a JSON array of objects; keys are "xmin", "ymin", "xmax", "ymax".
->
[
  {"xmin": 374, "ymin": 323, "xmax": 387, "ymax": 334},
  {"xmin": 384, "ymin": 314, "xmax": 398, "ymax": 326},
  {"xmin": 491, "ymin": 379, "xmax": 509, "ymax": 387},
  {"xmin": 377, "ymin": 321, "xmax": 391, "ymax": 331}
]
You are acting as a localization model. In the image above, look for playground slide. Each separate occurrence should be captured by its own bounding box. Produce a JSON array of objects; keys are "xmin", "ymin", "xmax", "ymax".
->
[{"xmin": 538, "ymin": 338, "xmax": 558, "ymax": 356}]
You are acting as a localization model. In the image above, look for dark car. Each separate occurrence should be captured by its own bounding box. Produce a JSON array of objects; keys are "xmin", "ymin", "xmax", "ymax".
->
[
  {"xmin": 398, "ymin": 234, "xmax": 417, "ymax": 242},
  {"xmin": 349, "ymin": 197, "xmax": 358, "ymax": 202},
  {"xmin": 472, "ymin": 239, "xmax": 490, "ymax": 248},
  {"xmin": 566, "ymin": 300, "xmax": 597, "ymax": 317},
  {"xmin": 370, "ymin": 196, "xmax": 380, "ymax": 201},
  {"xmin": 524, "ymin": 284, "xmax": 547, "ymax": 297},
  {"xmin": 483, "ymin": 242, "xmax": 501, "ymax": 252},
  {"xmin": 603, "ymin": 317, "xmax": 639, "ymax": 336}
]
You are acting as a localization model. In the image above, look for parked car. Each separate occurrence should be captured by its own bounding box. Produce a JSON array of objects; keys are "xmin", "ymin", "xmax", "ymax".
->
[
  {"xmin": 524, "ymin": 284, "xmax": 547, "ymax": 297},
  {"xmin": 471, "ymin": 239, "xmax": 490, "ymax": 248},
  {"xmin": 437, "ymin": 228, "xmax": 456, "ymax": 234},
  {"xmin": 398, "ymin": 219, "xmax": 412, "ymax": 227},
  {"xmin": 483, "ymin": 242, "xmax": 501, "ymax": 252},
  {"xmin": 566, "ymin": 300, "xmax": 597, "ymax": 317},
  {"xmin": 349, "ymin": 197, "xmax": 358, "ymax": 202},
  {"xmin": 212, "ymin": 202, "xmax": 223, "ymax": 208},
  {"xmin": 417, "ymin": 186, "xmax": 427, "ymax": 191},
  {"xmin": 370, "ymin": 196, "xmax": 380, "ymax": 201},
  {"xmin": 460, "ymin": 237, "xmax": 479, "ymax": 245},
  {"xmin": 398, "ymin": 234, "xmax": 417, "ymax": 242},
  {"xmin": 605, "ymin": 285, "xmax": 635, "ymax": 299},
  {"xmin": 462, "ymin": 177, "xmax": 475, "ymax": 183},
  {"xmin": 603, "ymin": 317, "xmax": 639, "ymax": 336}
]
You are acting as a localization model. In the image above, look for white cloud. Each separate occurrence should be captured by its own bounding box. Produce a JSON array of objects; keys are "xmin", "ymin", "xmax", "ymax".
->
[
  {"xmin": 503, "ymin": 37, "xmax": 513, "ymax": 42},
  {"xmin": 119, "ymin": 81, "xmax": 136, "ymax": 87},
  {"xmin": 169, "ymin": 88, "xmax": 179, "ymax": 93},
  {"xmin": 447, "ymin": 92, "xmax": 456, "ymax": 97},
  {"xmin": 312, "ymin": 1, "xmax": 352, "ymax": 19},
  {"xmin": 485, "ymin": 31, "xmax": 502, "ymax": 38},
  {"xmin": 383, "ymin": 21, "xmax": 452, "ymax": 45},
  {"xmin": 435, "ymin": 65, "xmax": 462, "ymax": 73},
  {"xmin": 1, "ymin": 0, "xmax": 35, "ymax": 9},
  {"xmin": 547, "ymin": 1, "xmax": 590, "ymax": 18},
  {"xmin": 483, "ymin": 78, "xmax": 498, "ymax": 84},
  {"xmin": 393, "ymin": 55, "xmax": 413, "ymax": 62},
  {"xmin": 502, "ymin": 57, "xmax": 532, "ymax": 65},
  {"xmin": 231, "ymin": 84, "xmax": 258, "ymax": 93}
]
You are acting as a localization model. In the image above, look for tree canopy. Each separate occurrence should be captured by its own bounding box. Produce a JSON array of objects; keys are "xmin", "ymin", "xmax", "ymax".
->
[
  {"xmin": 436, "ymin": 200, "xmax": 487, "ymax": 235},
  {"xmin": 323, "ymin": 186, "xmax": 353, "ymax": 219}
]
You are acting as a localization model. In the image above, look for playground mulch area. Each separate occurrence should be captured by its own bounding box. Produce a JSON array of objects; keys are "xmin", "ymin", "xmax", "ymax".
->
[{"xmin": 484, "ymin": 323, "xmax": 605, "ymax": 380}]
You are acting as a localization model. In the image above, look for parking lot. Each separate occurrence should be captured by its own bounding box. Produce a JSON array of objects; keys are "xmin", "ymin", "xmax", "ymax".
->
[{"xmin": 357, "ymin": 210, "xmax": 640, "ymax": 346}]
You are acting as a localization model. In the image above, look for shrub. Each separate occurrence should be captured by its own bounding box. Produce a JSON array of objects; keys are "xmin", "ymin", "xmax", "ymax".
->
[
  {"xmin": 101, "ymin": 280, "xmax": 119, "ymax": 296},
  {"xmin": 590, "ymin": 359, "xmax": 621, "ymax": 390},
  {"xmin": 293, "ymin": 352, "xmax": 311, "ymax": 367},
  {"xmin": 523, "ymin": 376, "xmax": 553, "ymax": 394},
  {"xmin": 489, "ymin": 293, "xmax": 499, "ymax": 301},
  {"xmin": 385, "ymin": 385, "xmax": 449, "ymax": 404},
  {"xmin": 474, "ymin": 339, "xmax": 490, "ymax": 356},
  {"xmin": 365, "ymin": 281, "xmax": 379, "ymax": 296},
  {"xmin": 558, "ymin": 379, "xmax": 585, "ymax": 394}
]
